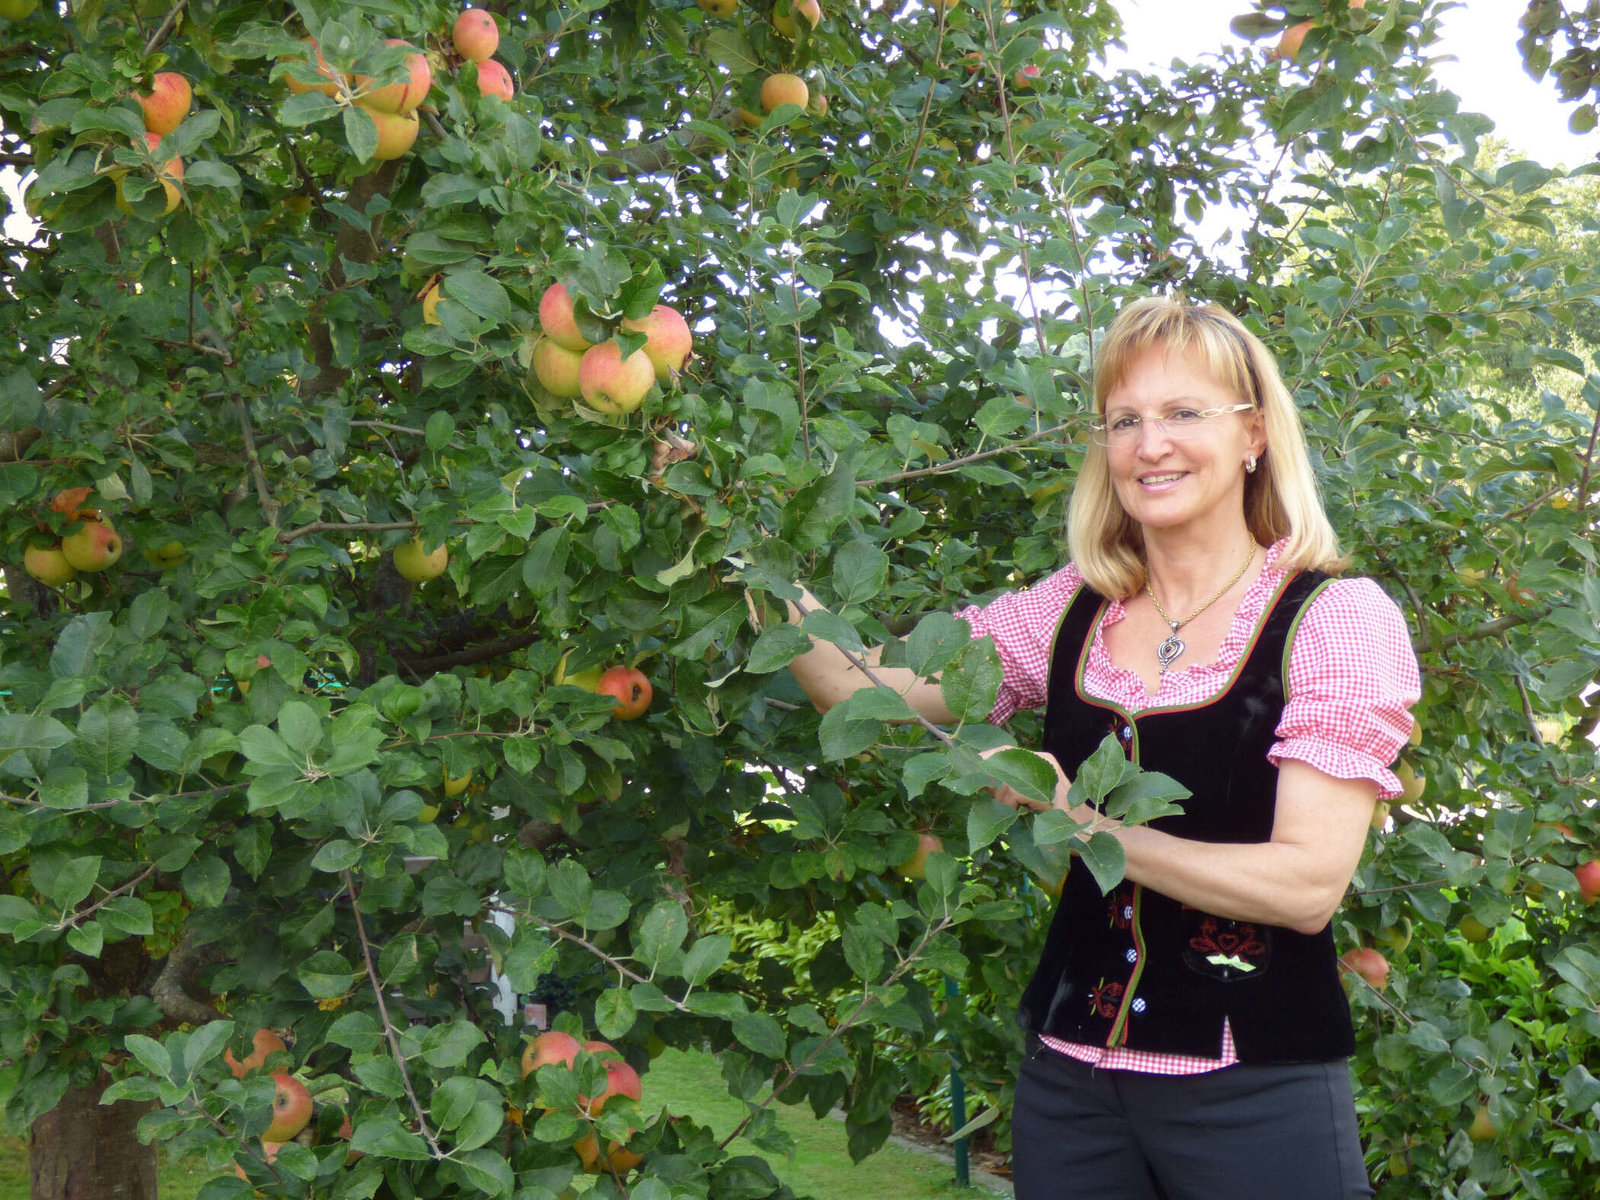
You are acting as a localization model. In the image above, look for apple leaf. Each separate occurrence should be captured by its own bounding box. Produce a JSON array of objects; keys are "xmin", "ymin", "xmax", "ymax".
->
[
  {"xmin": 905, "ymin": 610, "xmax": 968, "ymax": 679},
  {"xmin": 342, "ymin": 104, "xmax": 378, "ymax": 161},
  {"xmin": 706, "ymin": 28, "xmax": 759, "ymax": 76},
  {"xmin": 939, "ymin": 637, "xmax": 1003, "ymax": 722},
  {"xmin": 831, "ymin": 538, "xmax": 888, "ymax": 608},
  {"xmin": 683, "ymin": 936, "xmax": 732, "ymax": 986},
  {"xmin": 1075, "ymin": 830, "xmax": 1127, "ymax": 896}
]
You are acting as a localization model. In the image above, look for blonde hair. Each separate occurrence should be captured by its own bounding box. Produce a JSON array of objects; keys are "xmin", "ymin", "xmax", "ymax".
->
[{"xmin": 1067, "ymin": 295, "xmax": 1345, "ymax": 598}]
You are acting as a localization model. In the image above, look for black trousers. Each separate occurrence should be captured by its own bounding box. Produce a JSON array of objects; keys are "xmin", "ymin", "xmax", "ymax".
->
[{"xmin": 1011, "ymin": 1042, "xmax": 1373, "ymax": 1200}]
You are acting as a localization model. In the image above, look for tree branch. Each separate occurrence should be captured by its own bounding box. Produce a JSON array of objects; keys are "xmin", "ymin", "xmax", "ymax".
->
[
  {"xmin": 343, "ymin": 871, "xmax": 444, "ymax": 1159},
  {"xmin": 148, "ymin": 930, "xmax": 225, "ymax": 1025}
]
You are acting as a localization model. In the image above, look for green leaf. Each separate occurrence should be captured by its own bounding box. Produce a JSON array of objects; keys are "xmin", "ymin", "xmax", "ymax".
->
[
  {"xmin": 123, "ymin": 1034, "xmax": 172, "ymax": 1081},
  {"xmin": 594, "ymin": 986, "xmax": 637, "ymax": 1040},
  {"xmin": 342, "ymin": 104, "xmax": 379, "ymax": 160},
  {"xmin": 939, "ymin": 638, "xmax": 1003, "ymax": 722},
  {"xmin": 683, "ymin": 934, "xmax": 731, "ymax": 985},
  {"xmin": 966, "ymin": 796, "xmax": 1018, "ymax": 853},
  {"xmin": 635, "ymin": 901, "xmax": 689, "ymax": 972},
  {"xmin": 73, "ymin": 697, "xmax": 140, "ymax": 776},
  {"xmin": 831, "ymin": 539, "xmax": 889, "ymax": 608},
  {"xmin": 297, "ymin": 950, "xmax": 356, "ymax": 1000},
  {"xmin": 1068, "ymin": 733, "xmax": 1131, "ymax": 807},
  {"xmin": 746, "ymin": 623, "xmax": 811, "ymax": 674},
  {"xmin": 444, "ymin": 271, "xmax": 512, "ymax": 322},
  {"xmin": 34, "ymin": 854, "xmax": 100, "ymax": 909},
  {"xmin": 906, "ymin": 611, "xmax": 969, "ymax": 678},
  {"xmin": 818, "ymin": 687, "xmax": 916, "ymax": 760},
  {"xmin": 0, "ymin": 714, "xmax": 73, "ymax": 760},
  {"xmin": 425, "ymin": 411, "xmax": 455, "ymax": 451},
  {"xmin": 310, "ymin": 839, "xmax": 362, "ymax": 873},
  {"xmin": 731, "ymin": 1011, "xmax": 787, "ymax": 1059},
  {"xmin": 181, "ymin": 855, "xmax": 232, "ymax": 908},
  {"xmin": 1075, "ymin": 830, "xmax": 1126, "ymax": 895},
  {"xmin": 276, "ymin": 700, "xmax": 324, "ymax": 756}
]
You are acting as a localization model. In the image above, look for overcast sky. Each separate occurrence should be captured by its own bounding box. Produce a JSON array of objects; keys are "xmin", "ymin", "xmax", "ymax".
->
[{"xmin": 1106, "ymin": 0, "xmax": 1597, "ymax": 169}]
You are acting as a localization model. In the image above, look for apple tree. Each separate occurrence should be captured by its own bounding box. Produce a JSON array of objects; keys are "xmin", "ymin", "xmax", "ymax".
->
[{"xmin": 0, "ymin": 0, "xmax": 1597, "ymax": 1198}]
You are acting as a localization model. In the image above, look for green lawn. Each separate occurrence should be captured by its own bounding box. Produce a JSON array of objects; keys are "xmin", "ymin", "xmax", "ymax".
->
[{"xmin": 0, "ymin": 1049, "xmax": 1004, "ymax": 1199}]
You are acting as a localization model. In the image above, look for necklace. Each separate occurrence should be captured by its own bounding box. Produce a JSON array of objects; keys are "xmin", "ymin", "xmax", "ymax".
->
[{"xmin": 1145, "ymin": 542, "xmax": 1257, "ymax": 673}]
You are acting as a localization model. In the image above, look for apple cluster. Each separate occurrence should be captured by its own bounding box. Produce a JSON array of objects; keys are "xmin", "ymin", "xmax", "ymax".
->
[
  {"xmin": 23, "ymin": 488, "xmax": 122, "ymax": 589},
  {"xmin": 226, "ymin": 1026, "xmax": 364, "ymax": 1182},
  {"xmin": 530, "ymin": 283, "xmax": 693, "ymax": 417},
  {"xmin": 118, "ymin": 71, "xmax": 191, "ymax": 217},
  {"xmin": 283, "ymin": 33, "xmax": 430, "ymax": 162},
  {"xmin": 520, "ymin": 1031, "xmax": 646, "ymax": 1175}
]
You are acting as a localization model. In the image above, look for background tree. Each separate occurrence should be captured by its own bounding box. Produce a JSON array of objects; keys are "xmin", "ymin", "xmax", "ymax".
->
[{"xmin": 0, "ymin": 1, "xmax": 1597, "ymax": 1198}]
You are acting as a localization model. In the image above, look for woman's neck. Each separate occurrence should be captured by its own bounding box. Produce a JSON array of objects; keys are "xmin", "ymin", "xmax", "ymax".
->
[{"xmin": 1141, "ymin": 526, "xmax": 1260, "ymax": 614}]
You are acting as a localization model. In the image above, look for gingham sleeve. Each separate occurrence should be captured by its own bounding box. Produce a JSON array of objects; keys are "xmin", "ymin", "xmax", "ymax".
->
[
  {"xmin": 1268, "ymin": 577, "xmax": 1421, "ymax": 800},
  {"xmin": 953, "ymin": 564, "xmax": 1084, "ymax": 726}
]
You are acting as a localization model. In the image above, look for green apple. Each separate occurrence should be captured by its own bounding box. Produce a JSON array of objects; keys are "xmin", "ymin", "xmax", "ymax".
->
[
  {"xmin": 23, "ymin": 544, "xmax": 76, "ymax": 587},
  {"xmin": 578, "ymin": 342, "xmax": 655, "ymax": 414},
  {"xmin": 393, "ymin": 538, "xmax": 448, "ymax": 582}
]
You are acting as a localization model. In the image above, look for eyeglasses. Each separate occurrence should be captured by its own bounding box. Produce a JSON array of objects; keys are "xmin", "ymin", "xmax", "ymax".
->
[{"xmin": 1091, "ymin": 404, "xmax": 1256, "ymax": 448}]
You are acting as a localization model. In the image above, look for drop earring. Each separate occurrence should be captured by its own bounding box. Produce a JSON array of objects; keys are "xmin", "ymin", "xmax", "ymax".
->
[{"xmin": 1245, "ymin": 455, "xmax": 1257, "ymax": 474}]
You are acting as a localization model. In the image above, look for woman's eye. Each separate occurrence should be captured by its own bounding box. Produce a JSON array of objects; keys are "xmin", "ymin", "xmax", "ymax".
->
[
  {"xmin": 1168, "ymin": 409, "xmax": 1203, "ymax": 424},
  {"xmin": 1110, "ymin": 415, "xmax": 1140, "ymax": 431}
]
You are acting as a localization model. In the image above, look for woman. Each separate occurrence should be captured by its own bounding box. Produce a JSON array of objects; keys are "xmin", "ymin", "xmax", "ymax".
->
[{"xmin": 784, "ymin": 296, "xmax": 1419, "ymax": 1198}]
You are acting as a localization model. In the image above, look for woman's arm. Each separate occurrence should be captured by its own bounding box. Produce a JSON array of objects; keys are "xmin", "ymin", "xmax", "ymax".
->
[
  {"xmin": 988, "ymin": 752, "xmax": 1375, "ymax": 935},
  {"xmin": 782, "ymin": 587, "xmax": 956, "ymax": 722}
]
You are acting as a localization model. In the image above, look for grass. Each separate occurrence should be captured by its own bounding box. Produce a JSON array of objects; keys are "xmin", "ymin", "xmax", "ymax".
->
[{"xmin": 0, "ymin": 1048, "xmax": 1004, "ymax": 1200}]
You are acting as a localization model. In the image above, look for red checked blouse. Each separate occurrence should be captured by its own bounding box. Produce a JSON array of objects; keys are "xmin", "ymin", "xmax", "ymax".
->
[{"xmin": 955, "ymin": 539, "xmax": 1421, "ymax": 1075}]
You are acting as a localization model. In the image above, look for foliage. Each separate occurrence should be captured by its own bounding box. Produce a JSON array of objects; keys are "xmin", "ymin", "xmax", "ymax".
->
[{"xmin": 0, "ymin": 0, "xmax": 1598, "ymax": 1198}]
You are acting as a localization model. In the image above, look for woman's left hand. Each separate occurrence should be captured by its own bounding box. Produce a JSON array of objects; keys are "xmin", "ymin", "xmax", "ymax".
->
[{"xmin": 977, "ymin": 745, "xmax": 1074, "ymax": 814}]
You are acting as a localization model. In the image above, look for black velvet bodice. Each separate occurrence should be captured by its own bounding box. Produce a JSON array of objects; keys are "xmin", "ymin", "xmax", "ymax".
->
[{"xmin": 1016, "ymin": 569, "xmax": 1357, "ymax": 1063}]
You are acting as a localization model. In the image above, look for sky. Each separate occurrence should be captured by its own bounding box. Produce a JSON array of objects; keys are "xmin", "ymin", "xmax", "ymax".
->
[{"xmin": 1105, "ymin": 0, "xmax": 1598, "ymax": 170}]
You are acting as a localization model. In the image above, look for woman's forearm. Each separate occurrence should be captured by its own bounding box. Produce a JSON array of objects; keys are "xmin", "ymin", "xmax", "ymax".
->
[{"xmin": 780, "ymin": 588, "xmax": 955, "ymax": 721}]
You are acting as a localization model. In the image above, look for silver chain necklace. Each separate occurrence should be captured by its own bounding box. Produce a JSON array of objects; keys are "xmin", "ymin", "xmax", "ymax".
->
[{"xmin": 1145, "ymin": 543, "xmax": 1257, "ymax": 673}]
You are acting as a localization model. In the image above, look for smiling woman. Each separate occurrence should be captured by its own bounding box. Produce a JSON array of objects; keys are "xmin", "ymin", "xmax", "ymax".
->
[{"xmin": 779, "ymin": 295, "xmax": 1420, "ymax": 1200}]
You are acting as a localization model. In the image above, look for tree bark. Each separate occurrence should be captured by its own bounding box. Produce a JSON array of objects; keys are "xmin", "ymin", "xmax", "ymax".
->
[{"xmin": 28, "ymin": 1074, "xmax": 157, "ymax": 1200}]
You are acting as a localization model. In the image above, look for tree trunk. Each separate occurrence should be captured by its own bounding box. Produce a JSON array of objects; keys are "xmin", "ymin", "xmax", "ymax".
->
[{"xmin": 29, "ymin": 1074, "xmax": 157, "ymax": 1200}]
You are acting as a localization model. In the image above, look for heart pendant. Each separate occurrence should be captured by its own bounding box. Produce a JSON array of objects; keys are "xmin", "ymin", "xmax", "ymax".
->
[{"xmin": 1156, "ymin": 634, "xmax": 1185, "ymax": 672}]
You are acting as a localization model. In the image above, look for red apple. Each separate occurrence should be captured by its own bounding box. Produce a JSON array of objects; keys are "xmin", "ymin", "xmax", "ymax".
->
[
  {"xmin": 453, "ymin": 8, "xmax": 499, "ymax": 62},
  {"xmin": 620, "ymin": 305, "xmax": 693, "ymax": 382},
  {"xmin": 23, "ymin": 544, "xmax": 76, "ymax": 588},
  {"xmin": 61, "ymin": 518, "xmax": 122, "ymax": 572},
  {"xmin": 1013, "ymin": 64, "xmax": 1041, "ymax": 89},
  {"xmin": 476, "ymin": 58, "xmax": 515, "ymax": 101},
  {"xmin": 895, "ymin": 833, "xmax": 943, "ymax": 880},
  {"xmin": 1339, "ymin": 947, "xmax": 1389, "ymax": 991},
  {"xmin": 532, "ymin": 337, "xmax": 585, "ymax": 398},
  {"xmin": 360, "ymin": 39, "xmax": 431, "ymax": 115},
  {"xmin": 135, "ymin": 72, "xmax": 191, "ymax": 135},
  {"xmin": 579, "ymin": 342, "xmax": 655, "ymax": 415},
  {"xmin": 115, "ymin": 132, "xmax": 183, "ymax": 217},
  {"xmin": 224, "ymin": 1027, "xmax": 287, "ymax": 1079},
  {"xmin": 520, "ymin": 1029, "xmax": 582, "ymax": 1080},
  {"xmin": 1575, "ymin": 859, "xmax": 1600, "ymax": 905},
  {"xmin": 595, "ymin": 666, "xmax": 652, "ymax": 720},
  {"xmin": 264, "ymin": 1073, "xmax": 312, "ymax": 1142},
  {"xmin": 539, "ymin": 283, "xmax": 593, "ymax": 352},
  {"xmin": 577, "ymin": 1041, "xmax": 642, "ymax": 1117}
]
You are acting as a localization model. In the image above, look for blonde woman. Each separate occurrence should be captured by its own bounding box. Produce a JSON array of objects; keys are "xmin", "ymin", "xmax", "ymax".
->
[{"xmin": 785, "ymin": 297, "xmax": 1419, "ymax": 1198}]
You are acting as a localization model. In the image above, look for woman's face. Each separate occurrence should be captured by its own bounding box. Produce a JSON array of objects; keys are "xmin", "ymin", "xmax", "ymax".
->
[{"xmin": 1100, "ymin": 344, "xmax": 1266, "ymax": 541}]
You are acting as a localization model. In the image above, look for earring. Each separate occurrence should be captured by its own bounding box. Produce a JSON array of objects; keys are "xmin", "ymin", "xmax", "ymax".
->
[{"xmin": 1245, "ymin": 455, "xmax": 1257, "ymax": 474}]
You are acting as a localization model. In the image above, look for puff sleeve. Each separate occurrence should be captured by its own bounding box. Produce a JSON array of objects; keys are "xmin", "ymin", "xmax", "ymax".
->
[{"xmin": 1268, "ymin": 577, "xmax": 1421, "ymax": 800}]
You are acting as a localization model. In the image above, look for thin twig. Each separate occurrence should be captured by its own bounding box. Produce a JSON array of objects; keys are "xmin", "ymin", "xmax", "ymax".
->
[
  {"xmin": 490, "ymin": 905, "xmax": 690, "ymax": 1010},
  {"xmin": 233, "ymin": 399, "xmax": 280, "ymax": 526},
  {"xmin": 856, "ymin": 420, "xmax": 1076, "ymax": 489},
  {"xmin": 351, "ymin": 419, "xmax": 426, "ymax": 437},
  {"xmin": 1435, "ymin": 609, "xmax": 1547, "ymax": 651},
  {"xmin": 1576, "ymin": 390, "xmax": 1600, "ymax": 515},
  {"xmin": 142, "ymin": 0, "xmax": 187, "ymax": 55},
  {"xmin": 342, "ymin": 870, "xmax": 444, "ymax": 1159},
  {"xmin": 277, "ymin": 519, "xmax": 418, "ymax": 543}
]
